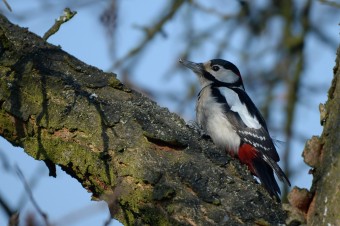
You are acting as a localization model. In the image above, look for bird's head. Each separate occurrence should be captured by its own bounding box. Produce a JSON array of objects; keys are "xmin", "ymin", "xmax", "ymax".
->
[{"xmin": 179, "ymin": 59, "xmax": 244, "ymax": 90}]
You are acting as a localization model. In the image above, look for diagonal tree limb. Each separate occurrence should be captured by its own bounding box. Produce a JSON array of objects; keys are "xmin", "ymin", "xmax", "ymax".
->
[{"xmin": 0, "ymin": 14, "xmax": 288, "ymax": 225}]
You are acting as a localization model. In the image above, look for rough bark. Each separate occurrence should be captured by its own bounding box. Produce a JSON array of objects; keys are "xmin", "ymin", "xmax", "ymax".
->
[
  {"xmin": 285, "ymin": 47, "xmax": 340, "ymax": 225},
  {"xmin": 305, "ymin": 47, "xmax": 340, "ymax": 225},
  {"xmin": 0, "ymin": 15, "xmax": 287, "ymax": 225}
]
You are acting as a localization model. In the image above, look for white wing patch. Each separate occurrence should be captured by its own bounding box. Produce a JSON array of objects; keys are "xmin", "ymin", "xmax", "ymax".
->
[{"xmin": 219, "ymin": 87, "xmax": 261, "ymax": 129}]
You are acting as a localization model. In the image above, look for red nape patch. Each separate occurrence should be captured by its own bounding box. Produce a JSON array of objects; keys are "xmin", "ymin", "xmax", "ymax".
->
[{"xmin": 238, "ymin": 143, "xmax": 258, "ymax": 175}]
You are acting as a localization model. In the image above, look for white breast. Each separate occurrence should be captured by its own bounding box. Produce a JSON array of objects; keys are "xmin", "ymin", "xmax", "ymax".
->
[{"xmin": 196, "ymin": 87, "xmax": 240, "ymax": 154}]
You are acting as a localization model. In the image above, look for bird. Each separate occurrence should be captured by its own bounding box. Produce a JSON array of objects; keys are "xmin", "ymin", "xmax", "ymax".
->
[{"xmin": 179, "ymin": 58, "xmax": 290, "ymax": 201}]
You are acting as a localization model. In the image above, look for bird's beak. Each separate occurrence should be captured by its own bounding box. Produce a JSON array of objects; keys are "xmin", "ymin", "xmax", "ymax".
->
[{"xmin": 179, "ymin": 59, "xmax": 204, "ymax": 74}]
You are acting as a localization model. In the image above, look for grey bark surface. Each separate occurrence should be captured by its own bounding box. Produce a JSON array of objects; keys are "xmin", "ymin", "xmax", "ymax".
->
[{"xmin": 0, "ymin": 15, "xmax": 287, "ymax": 225}]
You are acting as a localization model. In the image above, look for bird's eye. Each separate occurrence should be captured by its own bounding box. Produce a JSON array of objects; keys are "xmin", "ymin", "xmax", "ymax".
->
[{"xmin": 212, "ymin": 65, "xmax": 220, "ymax": 71}]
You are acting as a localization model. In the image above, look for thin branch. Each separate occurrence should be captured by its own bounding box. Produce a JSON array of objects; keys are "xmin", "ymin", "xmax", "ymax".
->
[
  {"xmin": 15, "ymin": 166, "xmax": 51, "ymax": 226},
  {"xmin": 282, "ymin": 0, "xmax": 312, "ymax": 199},
  {"xmin": 112, "ymin": 0, "xmax": 185, "ymax": 69},
  {"xmin": 43, "ymin": 7, "xmax": 77, "ymax": 41},
  {"xmin": 2, "ymin": 0, "xmax": 12, "ymax": 12},
  {"xmin": 0, "ymin": 195, "xmax": 14, "ymax": 217},
  {"xmin": 191, "ymin": 0, "xmax": 237, "ymax": 19}
]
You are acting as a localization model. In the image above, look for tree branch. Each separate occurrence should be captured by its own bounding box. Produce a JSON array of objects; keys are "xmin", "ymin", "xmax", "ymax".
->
[{"xmin": 0, "ymin": 14, "xmax": 286, "ymax": 225}]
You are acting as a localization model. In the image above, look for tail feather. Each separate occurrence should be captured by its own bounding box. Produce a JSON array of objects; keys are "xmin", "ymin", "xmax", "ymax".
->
[
  {"xmin": 252, "ymin": 157, "xmax": 281, "ymax": 201},
  {"xmin": 261, "ymin": 154, "xmax": 291, "ymax": 186},
  {"xmin": 238, "ymin": 143, "xmax": 290, "ymax": 201}
]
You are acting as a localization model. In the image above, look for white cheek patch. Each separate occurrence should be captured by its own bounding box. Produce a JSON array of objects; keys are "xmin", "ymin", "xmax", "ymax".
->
[
  {"xmin": 205, "ymin": 68, "xmax": 239, "ymax": 84},
  {"xmin": 219, "ymin": 87, "xmax": 261, "ymax": 129}
]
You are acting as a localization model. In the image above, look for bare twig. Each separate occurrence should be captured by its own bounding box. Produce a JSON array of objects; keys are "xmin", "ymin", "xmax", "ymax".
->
[
  {"xmin": 112, "ymin": 0, "xmax": 185, "ymax": 69},
  {"xmin": 0, "ymin": 195, "xmax": 14, "ymax": 218},
  {"xmin": 282, "ymin": 0, "xmax": 312, "ymax": 199},
  {"xmin": 100, "ymin": 0, "xmax": 119, "ymax": 60},
  {"xmin": 191, "ymin": 0, "xmax": 237, "ymax": 19},
  {"xmin": 15, "ymin": 166, "xmax": 51, "ymax": 226},
  {"xmin": 43, "ymin": 8, "xmax": 77, "ymax": 41},
  {"xmin": 2, "ymin": 0, "xmax": 12, "ymax": 12}
]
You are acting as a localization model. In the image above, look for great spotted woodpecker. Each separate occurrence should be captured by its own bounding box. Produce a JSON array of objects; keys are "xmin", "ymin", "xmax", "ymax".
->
[{"xmin": 179, "ymin": 58, "xmax": 290, "ymax": 200}]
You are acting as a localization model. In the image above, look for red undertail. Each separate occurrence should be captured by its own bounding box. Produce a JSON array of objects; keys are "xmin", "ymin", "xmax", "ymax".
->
[
  {"xmin": 238, "ymin": 143, "xmax": 258, "ymax": 174},
  {"xmin": 238, "ymin": 143, "xmax": 281, "ymax": 201}
]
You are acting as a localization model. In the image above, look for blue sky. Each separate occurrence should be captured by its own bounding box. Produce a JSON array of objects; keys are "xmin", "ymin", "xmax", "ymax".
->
[{"xmin": 0, "ymin": 1, "xmax": 338, "ymax": 226}]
